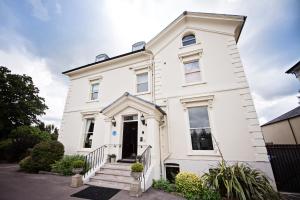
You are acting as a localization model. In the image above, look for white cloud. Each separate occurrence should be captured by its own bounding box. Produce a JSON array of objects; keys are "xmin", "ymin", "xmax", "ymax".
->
[
  {"xmin": 0, "ymin": 42, "xmax": 67, "ymax": 127},
  {"xmin": 252, "ymin": 92, "xmax": 298, "ymax": 125},
  {"xmin": 28, "ymin": 0, "xmax": 49, "ymax": 21}
]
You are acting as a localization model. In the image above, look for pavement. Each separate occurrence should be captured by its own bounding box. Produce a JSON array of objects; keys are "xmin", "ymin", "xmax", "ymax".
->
[{"xmin": 0, "ymin": 164, "xmax": 184, "ymax": 200}]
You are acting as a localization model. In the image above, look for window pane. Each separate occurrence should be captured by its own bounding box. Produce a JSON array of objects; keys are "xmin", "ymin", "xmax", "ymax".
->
[
  {"xmin": 137, "ymin": 73, "xmax": 148, "ymax": 84},
  {"xmin": 188, "ymin": 107, "xmax": 210, "ymax": 128},
  {"xmin": 185, "ymin": 72, "xmax": 201, "ymax": 83},
  {"xmin": 184, "ymin": 61, "xmax": 200, "ymax": 73},
  {"xmin": 182, "ymin": 34, "xmax": 196, "ymax": 46},
  {"xmin": 124, "ymin": 115, "xmax": 138, "ymax": 121},
  {"xmin": 190, "ymin": 128, "xmax": 213, "ymax": 150},
  {"xmin": 137, "ymin": 83, "xmax": 148, "ymax": 93},
  {"xmin": 91, "ymin": 92, "xmax": 98, "ymax": 100},
  {"xmin": 91, "ymin": 83, "xmax": 99, "ymax": 92}
]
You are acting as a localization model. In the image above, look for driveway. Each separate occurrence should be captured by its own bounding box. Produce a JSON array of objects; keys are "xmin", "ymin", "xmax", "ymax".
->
[{"xmin": 0, "ymin": 164, "xmax": 184, "ymax": 200}]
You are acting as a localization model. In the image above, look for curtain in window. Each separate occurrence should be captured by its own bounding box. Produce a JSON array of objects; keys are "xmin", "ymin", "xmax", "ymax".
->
[{"xmin": 84, "ymin": 119, "xmax": 94, "ymax": 148}]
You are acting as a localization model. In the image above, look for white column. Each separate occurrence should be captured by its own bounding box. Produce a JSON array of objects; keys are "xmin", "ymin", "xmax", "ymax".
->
[{"xmin": 147, "ymin": 117, "xmax": 161, "ymax": 180}]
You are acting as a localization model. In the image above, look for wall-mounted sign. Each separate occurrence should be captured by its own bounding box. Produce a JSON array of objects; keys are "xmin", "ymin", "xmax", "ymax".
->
[{"xmin": 112, "ymin": 131, "xmax": 117, "ymax": 136}]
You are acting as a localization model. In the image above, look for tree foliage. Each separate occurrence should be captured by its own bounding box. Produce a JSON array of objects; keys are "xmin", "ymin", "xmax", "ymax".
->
[{"xmin": 0, "ymin": 66, "xmax": 48, "ymax": 138}]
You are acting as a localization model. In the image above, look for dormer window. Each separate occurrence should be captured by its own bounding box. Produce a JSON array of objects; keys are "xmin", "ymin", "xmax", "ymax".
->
[{"xmin": 182, "ymin": 34, "xmax": 196, "ymax": 46}]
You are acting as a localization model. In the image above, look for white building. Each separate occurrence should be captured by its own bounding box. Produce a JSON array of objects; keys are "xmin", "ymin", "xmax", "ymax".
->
[{"xmin": 59, "ymin": 11, "xmax": 274, "ymax": 190}]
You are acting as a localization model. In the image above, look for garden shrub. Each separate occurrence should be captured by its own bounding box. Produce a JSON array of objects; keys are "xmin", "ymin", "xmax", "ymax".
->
[
  {"xmin": 19, "ymin": 156, "xmax": 36, "ymax": 172},
  {"xmin": 9, "ymin": 126, "xmax": 51, "ymax": 161},
  {"xmin": 131, "ymin": 162, "xmax": 144, "ymax": 172},
  {"xmin": 30, "ymin": 140, "xmax": 64, "ymax": 172},
  {"xmin": 72, "ymin": 160, "xmax": 85, "ymax": 168},
  {"xmin": 0, "ymin": 139, "xmax": 13, "ymax": 161},
  {"xmin": 202, "ymin": 161, "xmax": 279, "ymax": 200},
  {"xmin": 175, "ymin": 172, "xmax": 202, "ymax": 200},
  {"xmin": 51, "ymin": 155, "xmax": 87, "ymax": 175},
  {"xmin": 200, "ymin": 188, "xmax": 221, "ymax": 200},
  {"xmin": 153, "ymin": 179, "xmax": 175, "ymax": 193}
]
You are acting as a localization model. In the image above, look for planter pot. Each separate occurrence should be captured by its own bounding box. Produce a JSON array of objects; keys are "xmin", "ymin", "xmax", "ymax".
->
[
  {"xmin": 72, "ymin": 168, "xmax": 83, "ymax": 175},
  {"xmin": 131, "ymin": 172, "xmax": 142, "ymax": 179},
  {"xmin": 110, "ymin": 157, "xmax": 116, "ymax": 163}
]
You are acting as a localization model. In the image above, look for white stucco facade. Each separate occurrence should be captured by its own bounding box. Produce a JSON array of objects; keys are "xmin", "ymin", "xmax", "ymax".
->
[{"xmin": 59, "ymin": 12, "xmax": 274, "ymax": 183}]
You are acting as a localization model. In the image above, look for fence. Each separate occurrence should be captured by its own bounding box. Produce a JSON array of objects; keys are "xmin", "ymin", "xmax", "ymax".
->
[{"xmin": 266, "ymin": 144, "xmax": 300, "ymax": 193}]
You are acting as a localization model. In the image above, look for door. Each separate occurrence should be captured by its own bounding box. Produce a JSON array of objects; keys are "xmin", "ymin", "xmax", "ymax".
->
[{"xmin": 122, "ymin": 121, "xmax": 138, "ymax": 159}]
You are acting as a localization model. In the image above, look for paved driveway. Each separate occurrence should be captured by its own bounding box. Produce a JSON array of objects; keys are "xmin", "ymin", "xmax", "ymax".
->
[{"xmin": 0, "ymin": 164, "xmax": 184, "ymax": 200}]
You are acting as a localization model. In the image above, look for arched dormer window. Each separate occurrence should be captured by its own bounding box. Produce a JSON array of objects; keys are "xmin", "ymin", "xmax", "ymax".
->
[{"xmin": 182, "ymin": 34, "xmax": 196, "ymax": 46}]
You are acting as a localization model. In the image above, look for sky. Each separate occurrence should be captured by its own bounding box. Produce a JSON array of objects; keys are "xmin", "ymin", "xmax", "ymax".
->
[{"xmin": 0, "ymin": 0, "xmax": 299, "ymax": 127}]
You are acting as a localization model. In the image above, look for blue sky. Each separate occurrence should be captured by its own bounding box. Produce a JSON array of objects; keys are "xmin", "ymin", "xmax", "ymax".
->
[{"xmin": 0, "ymin": 0, "xmax": 299, "ymax": 126}]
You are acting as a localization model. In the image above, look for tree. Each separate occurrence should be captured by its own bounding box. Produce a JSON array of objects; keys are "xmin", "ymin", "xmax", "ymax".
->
[
  {"xmin": 0, "ymin": 66, "xmax": 48, "ymax": 138},
  {"xmin": 37, "ymin": 122, "xmax": 59, "ymax": 140}
]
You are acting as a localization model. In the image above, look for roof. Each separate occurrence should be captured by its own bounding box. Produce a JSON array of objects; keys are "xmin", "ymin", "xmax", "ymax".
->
[
  {"xmin": 62, "ymin": 48, "xmax": 145, "ymax": 74},
  {"xmin": 147, "ymin": 11, "xmax": 246, "ymax": 48},
  {"xmin": 262, "ymin": 106, "xmax": 300, "ymax": 126},
  {"xmin": 286, "ymin": 60, "xmax": 300, "ymax": 74},
  {"xmin": 62, "ymin": 11, "xmax": 246, "ymax": 76},
  {"xmin": 100, "ymin": 92, "xmax": 166, "ymax": 115}
]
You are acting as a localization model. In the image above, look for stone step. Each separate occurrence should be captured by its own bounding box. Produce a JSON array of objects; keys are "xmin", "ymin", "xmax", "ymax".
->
[
  {"xmin": 91, "ymin": 174, "xmax": 135, "ymax": 184},
  {"xmin": 87, "ymin": 180, "xmax": 131, "ymax": 190},
  {"xmin": 102, "ymin": 163, "xmax": 131, "ymax": 171},
  {"xmin": 97, "ymin": 168, "xmax": 132, "ymax": 176}
]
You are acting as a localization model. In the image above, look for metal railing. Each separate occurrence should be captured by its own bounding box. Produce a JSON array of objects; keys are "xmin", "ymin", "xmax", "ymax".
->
[
  {"xmin": 137, "ymin": 145, "xmax": 152, "ymax": 191},
  {"xmin": 83, "ymin": 145, "xmax": 107, "ymax": 178},
  {"xmin": 83, "ymin": 144, "xmax": 121, "ymax": 178}
]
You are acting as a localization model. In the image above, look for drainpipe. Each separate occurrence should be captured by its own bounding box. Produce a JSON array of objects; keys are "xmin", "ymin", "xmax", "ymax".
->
[
  {"xmin": 288, "ymin": 119, "xmax": 298, "ymax": 144},
  {"xmin": 158, "ymin": 117, "xmax": 166, "ymax": 179}
]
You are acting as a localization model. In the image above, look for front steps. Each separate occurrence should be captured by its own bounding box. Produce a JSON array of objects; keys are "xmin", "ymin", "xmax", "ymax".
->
[{"xmin": 86, "ymin": 163, "xmax": 135, "ymax": 190}]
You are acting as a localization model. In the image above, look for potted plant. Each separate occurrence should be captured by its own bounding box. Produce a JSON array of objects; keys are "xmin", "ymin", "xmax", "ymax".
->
[
  {"xmin": 131, "ymin": 162, "xmax": 144, "ymax": 179},
  {"xmin": 110, "ymin": 154, "xmax": 116, "ymax": 163},
  {"xmin": 72, "ymin": 160, "xmax": 85, "ymax": 175}
]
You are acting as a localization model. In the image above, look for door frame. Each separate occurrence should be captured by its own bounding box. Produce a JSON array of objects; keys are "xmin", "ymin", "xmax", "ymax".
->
[{"xmin": 121, "ymin": 114, "xmax": 138, "ymax": 159}]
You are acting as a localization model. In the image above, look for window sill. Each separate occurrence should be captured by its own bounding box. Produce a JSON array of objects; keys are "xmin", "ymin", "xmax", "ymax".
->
[
  {"xmin": 134, "ymin": 91, "xmax": 151, "ymax": 96},
  {"xmin": 182, "ymin": 81, "xmax": 206, "ymax": 87},
  {"xmin": 187, "ymin": 150, "xmax": 220, "ymax": 156},
  {"xmin": 179, "ymin": 42, "xmax": 201, "ymax": 49},
  {"xmin": 86, "ymin": 99, "xmax": 99, "ymax": 103}
]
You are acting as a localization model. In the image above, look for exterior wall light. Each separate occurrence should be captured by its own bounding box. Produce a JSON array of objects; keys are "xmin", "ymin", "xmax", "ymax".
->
[
  {"xmin": 111, "ymin": 116, "xmax": 116, "ymax": 127},
  {"xmin": 140, "ymin": 114, "xmax": 147, "ymax": 126}
]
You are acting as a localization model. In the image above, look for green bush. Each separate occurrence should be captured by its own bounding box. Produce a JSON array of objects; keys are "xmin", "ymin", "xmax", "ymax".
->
[
  {"xmin": 51, "ymin": 155, "xmax": 87, "ymax": 176},
  {"xmin": 153, "ymin": 179, "xmax": 175, "ymax": 193},
  {"xmin": 0, "ymin": 139, "xmax": 13, "ymax": 161},
  {"xmin": 30, "ymin": 140, "xmax": 64, "ymax": 172},
  {"xmin": 9, "ymin": 126, "xmax": 51, "ymax": 161},
  {"xmin": 202, "ymin": 161, "xmax": 279, "ymax": 200},
  {"xmin": 175, "ymin": 172, "xmax": 202, "ymax": 200},
  {"xmin": 200, "ymin": 188, "xmax": 221, "ymax": 200},
  {"xmin": 131, "ymin": 162, "xmax": 144, "ymax": 172},
  {"xmin": 19, "ymin": 156, "xmax": 36, "ymax": 172},
  {"xmin": 72, "ymin": 160, "xmax": 85, "ymax": 168}
]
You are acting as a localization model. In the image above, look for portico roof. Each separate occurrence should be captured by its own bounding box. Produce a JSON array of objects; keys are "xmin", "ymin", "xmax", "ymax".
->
[{"xmin": 100, "ymin": 92, "xmax": 166, "ymax": 116}]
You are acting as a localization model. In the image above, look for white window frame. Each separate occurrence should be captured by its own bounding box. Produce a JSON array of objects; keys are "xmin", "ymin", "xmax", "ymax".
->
[
  {"xmin": 182, "ymin": 34, "xmax": 196, "ymax": 47},
  {"xmin": 181, "ymin": 95, "xmax": 220, "ymax": 156},
  {"xmin": 178, "ymin": 49, "xmax": 206, "ymax": 87},
  {"xmin": 183, "ymin": 60, "xmax": 201, "ymax": 84},
  {"xmin": 87, "ymin": 76, "xmax": 102, "ymax": 102},
  {"xmin": 135, "ymin": 70, "xmax": 150, "ymax": 94},
  {"xmin": 82, "ymin": 118, "xmax": 95, "ymax": 149},
  {"xmin": 79, "ymin": 111, "xmax": 98, "ymax": 152}
]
